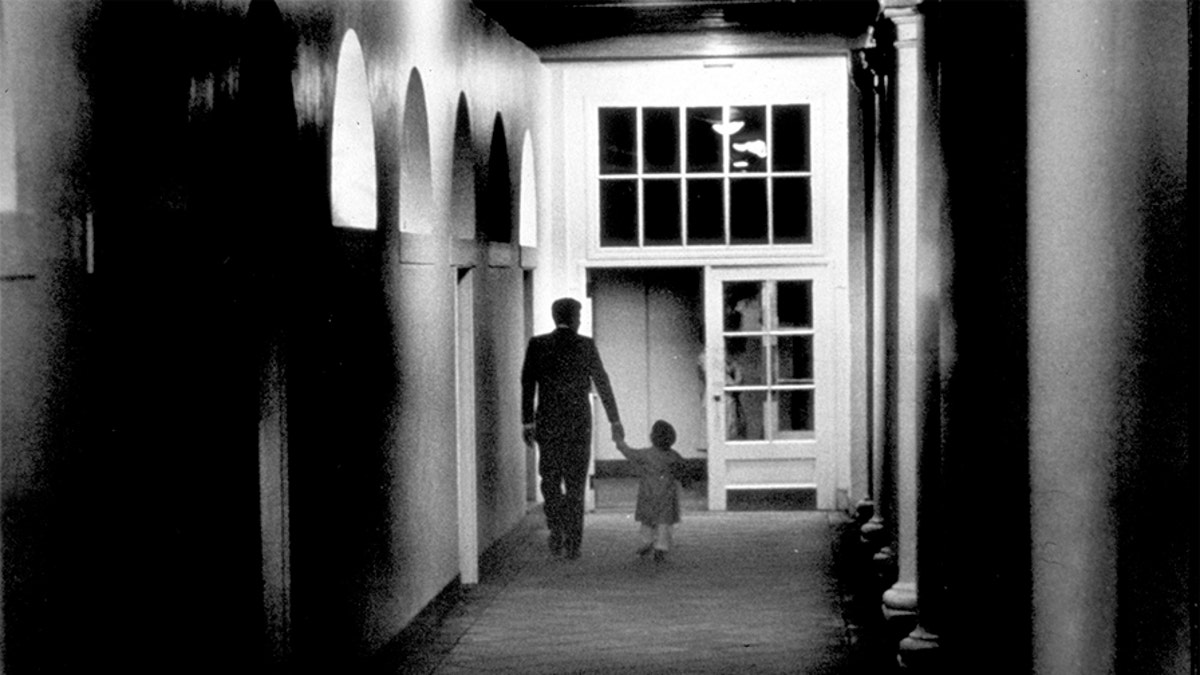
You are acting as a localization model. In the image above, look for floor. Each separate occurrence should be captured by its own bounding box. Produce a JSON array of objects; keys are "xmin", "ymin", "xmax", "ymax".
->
[{"xmin": 369, "ymin": 479, "xmax": 896, "ymax": 674}]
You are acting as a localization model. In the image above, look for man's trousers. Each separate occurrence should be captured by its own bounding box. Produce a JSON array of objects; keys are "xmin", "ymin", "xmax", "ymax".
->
[{"xmin": 538, "ymin": 440, "xmax": 590, "ymax": 555}]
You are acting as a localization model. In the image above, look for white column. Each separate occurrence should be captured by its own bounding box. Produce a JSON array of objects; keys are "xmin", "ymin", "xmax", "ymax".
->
[
  {"xmin": 1028, "ymin": 0, "xmax": 1192, "ymax": 671},
  {"xmin": 879, "ymin": 1, "xmax": 945, "ymax": 665},
  {"xmin": 258, "ymin": 336, "xmax": 292, "ymax": 665},
  {"xmin": 860, "ymin": 44, "xmax": 891, "ymax": 551}
]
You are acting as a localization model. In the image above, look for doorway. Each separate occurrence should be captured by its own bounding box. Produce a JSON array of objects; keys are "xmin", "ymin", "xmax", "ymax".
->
[
  {"xmin": 589, "ymin": 264, "xmax": 848, "ymax": 510},
  {"xmin": 589, "ymin": 268, "xmax": 706, "ymax": 462}
]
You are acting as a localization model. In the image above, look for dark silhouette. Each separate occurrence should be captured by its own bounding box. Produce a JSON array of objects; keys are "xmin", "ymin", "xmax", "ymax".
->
[{"xmin": 521, "ymin": 298, "xmax": 623, "ymax": 559}]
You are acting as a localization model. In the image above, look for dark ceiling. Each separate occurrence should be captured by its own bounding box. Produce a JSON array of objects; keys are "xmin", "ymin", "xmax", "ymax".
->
[{"xmin": 472, "ymin": 0, "xmax": 882, "ymax": 54}]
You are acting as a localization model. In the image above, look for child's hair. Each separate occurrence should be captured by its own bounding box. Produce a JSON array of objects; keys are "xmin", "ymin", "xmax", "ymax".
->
[{"xmin": 650, "ymin": 420, "xmax": 676, "ymax": 448}]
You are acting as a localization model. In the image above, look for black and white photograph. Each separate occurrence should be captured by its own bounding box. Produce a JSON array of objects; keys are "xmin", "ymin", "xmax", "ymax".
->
[{"xmin": 0, "ymin": 0, "xmax": 1194, "ymax": 672}]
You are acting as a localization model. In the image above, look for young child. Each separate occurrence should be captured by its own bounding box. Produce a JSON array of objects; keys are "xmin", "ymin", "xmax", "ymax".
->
[{"xmin": 615, "ymin": 420, "xmax": 686, "ymax": 563}]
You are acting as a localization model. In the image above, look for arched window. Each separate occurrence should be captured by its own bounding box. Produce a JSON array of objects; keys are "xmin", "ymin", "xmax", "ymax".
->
[
  {"xmin": 451, "ymin": 93, "xmax": 476, "ymax": 241},
  {"xmin": 482, "ymin": 113, "xmax": 511, "ymax": 243},
  {"xmin": 518, "ymin": 130, "xmax": 537, "ymax": 249},
  {"xmin": 330, "ymin": 29, "xmax": 377, "ymax": 230},
  {"xmin": 399, "ymin": 68, "xmax": 432, "ymax": 234}
]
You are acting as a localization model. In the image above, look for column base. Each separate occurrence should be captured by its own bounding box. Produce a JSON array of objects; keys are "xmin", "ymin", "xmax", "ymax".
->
[
  {"xmin": 872, "ymin": 545, "xmax": 898, "ymax": 590},
  {"xmin": 882, "ymin": 580, "xmax": 918, "ymax": 640},
  {"xmin": 853, "ymin": 499, "xmax": 876, "ymax": 525},
  {"xmin": 860, "ymin": 514, "xmax": 887, "ymax": 549},
  {"xmin": 898, "ymin": 624, "xmax": 941, "ymax": 672}
]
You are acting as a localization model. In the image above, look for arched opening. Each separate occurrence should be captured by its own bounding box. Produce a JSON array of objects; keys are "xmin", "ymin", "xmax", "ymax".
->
[
  {"xmin": 399, "ymin": 68, "xmax": 432, "ymax": 234},
  {"xmin": 330, "ymin": 29, "xmax": 376, "ymax": 230},
  {"xmin": 480, "ymin": 113, "xmax": 511, "ymax": 243},
  {"xmin": 518, "ymin": 130, "xmax": 537, "ymax": 249},
  {"xmin": 451, "ymin": 93, "xmax": 476, "ymax": 240}
]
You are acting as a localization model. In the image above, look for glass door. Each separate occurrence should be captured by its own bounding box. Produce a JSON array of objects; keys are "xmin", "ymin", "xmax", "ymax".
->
[{"xmin": 704, "ymin": 266, "xmax": 837, "ymax": 510}]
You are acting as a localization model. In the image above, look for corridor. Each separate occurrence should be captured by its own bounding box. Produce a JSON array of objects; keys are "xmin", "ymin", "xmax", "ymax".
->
[
  {"xmin": 2, "ymin": 1, "xmax": 1192, "ymax": 672},
  {"xmin": 372, "ymin": 500, "xmax": 892, "ymax": 674}
]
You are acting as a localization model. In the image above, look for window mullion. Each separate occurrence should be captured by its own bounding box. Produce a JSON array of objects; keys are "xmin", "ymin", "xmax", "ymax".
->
[
  {"xmin": 722, "ymin": 106, "xmax": 730, "ymax": 247},
  {"xmin": 637, "ymin": 106, "xmax": 644, "ymax": 248},
  {"xmin": 766, "ymin": 104, "xmax": 774, "ymax": 245},
  {"xmin": 765, "ymin": 281, "xmax": 776, "ymax": 441},
  {"xmin": 680, "ymin": 106, "xmax": 688, "ymax": 248}
]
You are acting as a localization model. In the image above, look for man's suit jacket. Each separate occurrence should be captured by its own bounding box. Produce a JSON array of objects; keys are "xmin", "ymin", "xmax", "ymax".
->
[{"xmin": 521, "ymin": 327, "xmax": 621, "ymax": 447}]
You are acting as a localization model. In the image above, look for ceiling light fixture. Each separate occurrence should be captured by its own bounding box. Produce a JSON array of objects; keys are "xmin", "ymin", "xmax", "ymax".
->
[{"xmin": 711, "ymin": 120, "xmax": 745, "ymax": 136}]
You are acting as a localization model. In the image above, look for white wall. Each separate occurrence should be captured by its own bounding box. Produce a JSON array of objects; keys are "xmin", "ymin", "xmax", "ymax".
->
[
  {"xmin": 591, "ymin": 268, "xmax": 706, "ymax": 460},
  {"xmin": 544, "ymin": 56, "xmax": 857, "ymax": 497}
]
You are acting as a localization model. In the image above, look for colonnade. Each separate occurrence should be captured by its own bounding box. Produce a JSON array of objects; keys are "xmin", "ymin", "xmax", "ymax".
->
[
  {"xmin": 854, "ymin": 0, "xmax": 1194, "ymax": 671},
  {"xmin": 856, "ymin": 0, "xmax": 948, "ymax": 668}
]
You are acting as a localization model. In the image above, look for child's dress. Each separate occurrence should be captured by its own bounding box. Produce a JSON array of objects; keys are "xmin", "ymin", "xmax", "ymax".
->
[{"xmin": 622, "ymin": 444, "xmax": 685, "ymax": 527}]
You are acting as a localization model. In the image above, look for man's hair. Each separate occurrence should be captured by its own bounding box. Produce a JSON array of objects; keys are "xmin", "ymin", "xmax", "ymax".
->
[
  {"xmin": 552, "ymin": 297, "xmax": 581, "ymax": 326},
  {"xmin": 650, "ymin": 420, "xmax": 677, "ymax": 448}
]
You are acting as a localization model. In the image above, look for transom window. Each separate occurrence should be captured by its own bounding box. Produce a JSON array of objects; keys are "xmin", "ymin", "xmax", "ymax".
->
[{"xmin": 598, "ymin": 104, "xmax": 811, "ymax": 248}]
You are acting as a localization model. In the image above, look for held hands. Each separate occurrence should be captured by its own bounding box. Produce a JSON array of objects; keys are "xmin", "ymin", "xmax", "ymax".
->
[
  {"xmin": 612, "ymin": 422, "xmax": 629, "ymax": 454},
  {"xmin": 611, "ymin": 422, "xmax": 625, "ymax": 444}
]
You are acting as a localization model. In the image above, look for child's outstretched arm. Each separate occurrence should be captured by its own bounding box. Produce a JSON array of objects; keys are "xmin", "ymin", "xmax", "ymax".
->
[
  {"xmin": 668, "ymin": 450, "xmax": 690, "ymax": 486},
  {"xmin": 616, "ymin": 439, "xmax": 648, "ymax": 463}
]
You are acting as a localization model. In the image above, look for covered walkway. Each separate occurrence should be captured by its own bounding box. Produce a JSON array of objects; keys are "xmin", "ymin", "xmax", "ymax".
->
[{"xmin": 372, "ymin": 497, "xmax": 895, "ymax": 674}]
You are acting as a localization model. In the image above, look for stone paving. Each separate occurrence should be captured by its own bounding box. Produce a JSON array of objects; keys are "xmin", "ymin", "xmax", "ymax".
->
[{"xmin": 371, "ymin": 493, "xmax": 893, "ymax": 675}]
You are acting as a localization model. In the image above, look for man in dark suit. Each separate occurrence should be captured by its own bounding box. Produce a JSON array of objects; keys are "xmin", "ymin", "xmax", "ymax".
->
[{"xmin": 522, "ymin": 297, "xmax": 623, "ymax": 559}]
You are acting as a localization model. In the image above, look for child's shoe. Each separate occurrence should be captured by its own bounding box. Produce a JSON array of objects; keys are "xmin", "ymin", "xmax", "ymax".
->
[
  {"xmin": 636, "ymin": 544, "xmax": 653, "ymax": 557},
  {"xmin": 653, "ymin": 550, "xmax": 666, "ymax": 563}
]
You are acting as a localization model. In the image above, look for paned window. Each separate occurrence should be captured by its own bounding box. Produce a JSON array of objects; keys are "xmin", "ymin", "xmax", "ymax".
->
[
  {"xmin": 598, "ymin": 104, "xmax": 812, "ymax": 248},
  {"xmin": 722, "ymin": 279, "xmax": 815, "ymax": 441}
]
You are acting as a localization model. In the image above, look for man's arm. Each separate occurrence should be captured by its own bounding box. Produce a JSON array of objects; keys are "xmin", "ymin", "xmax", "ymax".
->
[
  {"xmin": 520, "ymin": 339, "xmax": 538, "ymax": 445},
  {"xmin": 587, "ymin": 339, "xmax": 623, "ymax": 442}
]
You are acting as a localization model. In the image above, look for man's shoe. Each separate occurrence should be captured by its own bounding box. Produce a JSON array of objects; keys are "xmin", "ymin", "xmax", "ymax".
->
[
  {"xmin": 565, "ymin": 547, "xmax": 581, "ymax": 560},
  {"xmin": 548, "ymin": 533, "xmax": 563, "ymax": 556},
  {"xmin": 653, "ymin": 550, "xmax": 666, "ymax": 563}
]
